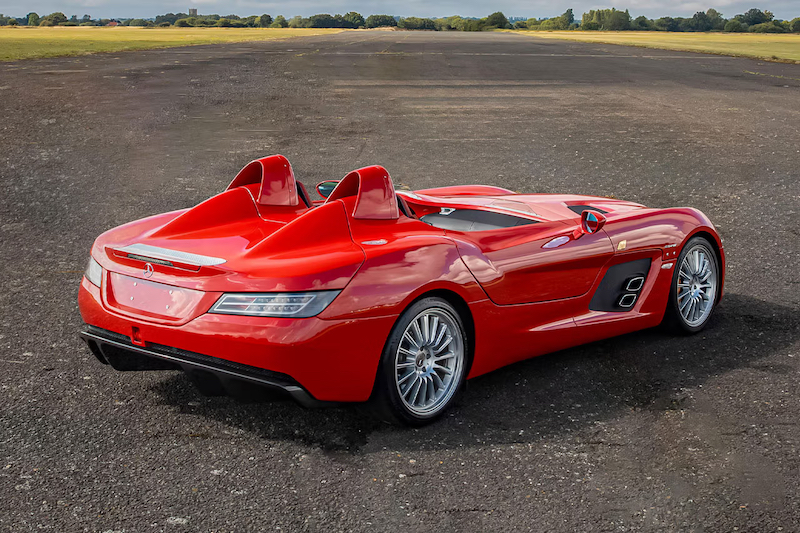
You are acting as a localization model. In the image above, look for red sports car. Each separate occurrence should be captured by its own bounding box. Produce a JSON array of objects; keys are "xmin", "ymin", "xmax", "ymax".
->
[{"xmin": 79, "ymin": 155, "xmax": 725, "ymax": 425}]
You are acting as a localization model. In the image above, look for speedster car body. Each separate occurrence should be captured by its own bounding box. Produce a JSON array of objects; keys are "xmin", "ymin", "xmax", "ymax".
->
[{"xmin": 79, "ymin": 155, "xmax": 724, "ymax": 424}]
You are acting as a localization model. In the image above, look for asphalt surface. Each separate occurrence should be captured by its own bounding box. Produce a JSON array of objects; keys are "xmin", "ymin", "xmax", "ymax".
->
[{"xmin": 1, "ymin": 30, "xmax": 799, "ymax": 532}]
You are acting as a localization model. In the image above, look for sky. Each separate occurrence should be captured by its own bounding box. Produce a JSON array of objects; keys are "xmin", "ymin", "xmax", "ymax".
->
[{"xmin": 2, "ymin": 0, "xmax": 798, "ymax": 21}]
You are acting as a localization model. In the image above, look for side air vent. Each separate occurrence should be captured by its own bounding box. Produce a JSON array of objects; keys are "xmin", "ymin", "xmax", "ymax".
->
[{"xmin": 589, "ymin": 258, "xmax": 652, "ymax": 313}]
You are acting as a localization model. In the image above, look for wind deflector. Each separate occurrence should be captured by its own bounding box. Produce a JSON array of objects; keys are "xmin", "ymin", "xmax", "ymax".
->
[
  {"xmin": 326, "ymin": 165, "xmax": 399, "ymax": 220},
  {"xmin": 227, "ymin": 154, "xmax": 300, "ymax": 207}
]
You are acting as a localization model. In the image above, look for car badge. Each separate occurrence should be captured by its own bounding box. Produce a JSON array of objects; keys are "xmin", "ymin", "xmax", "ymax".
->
[
  {"xmin": 144, "ymin": 263, "xmax": 154, "ymax": 278},
  {"xmin": 617, "ymin": 240, "xmax": 627, "ymax": 251}
]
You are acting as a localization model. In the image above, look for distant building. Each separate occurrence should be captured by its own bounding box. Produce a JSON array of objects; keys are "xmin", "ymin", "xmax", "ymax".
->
[{"xmin": 189, "ymin": 8, "xmax": 197, "ymax": 16}]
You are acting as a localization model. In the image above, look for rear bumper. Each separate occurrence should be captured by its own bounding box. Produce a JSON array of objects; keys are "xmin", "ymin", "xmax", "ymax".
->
[
  {"xmin": 78, "ymin": 277, "xmax": 397, "ymax": 402},
  {"xmin": 81, "ymin": 326, "xmax": 323, "ymax": 406}
]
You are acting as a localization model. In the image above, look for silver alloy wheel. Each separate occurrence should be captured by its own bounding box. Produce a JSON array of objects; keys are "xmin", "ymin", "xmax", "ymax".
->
[
  {"xmin": 394, "ymin": 308, "xmax": 464, "ymax": 417},
  {"xmin": 677, "ymin": 243, "xmax": 718, "ymax": 327}
]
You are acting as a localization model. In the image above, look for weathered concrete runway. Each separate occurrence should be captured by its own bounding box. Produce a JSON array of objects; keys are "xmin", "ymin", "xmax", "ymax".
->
[{"xmin": 1, "ymin": 30, "xmax": 798, "ymax": 532}]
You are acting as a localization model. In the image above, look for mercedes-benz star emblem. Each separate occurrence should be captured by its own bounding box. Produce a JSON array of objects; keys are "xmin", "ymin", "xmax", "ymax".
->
[{"xmin": 144, "ymin": 263, "xmax": 154, "ymax": 278}]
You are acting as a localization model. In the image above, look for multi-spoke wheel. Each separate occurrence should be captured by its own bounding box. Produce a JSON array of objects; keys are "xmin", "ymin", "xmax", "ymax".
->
[
  {"xmin": 665, "ymin": 237, "xmax": 719, "ymax": 333},
  {"xmin": 371, "ymin": 297, "xmax": 469, "ymax": 425}
]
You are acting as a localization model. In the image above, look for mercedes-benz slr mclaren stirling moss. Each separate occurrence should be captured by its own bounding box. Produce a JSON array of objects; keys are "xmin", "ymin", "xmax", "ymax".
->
[{"xmin": 79, "ymin": 155, "xmax": 725, "ymax": 425}]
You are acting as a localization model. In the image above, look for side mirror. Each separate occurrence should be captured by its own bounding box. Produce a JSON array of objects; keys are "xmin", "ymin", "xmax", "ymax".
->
[
  {"xmin": 316, "ymin": 180, "xmax": 339, "ymax": 199},
  {"xmin": 574, "ymin": 210, "xmax": 607, "ymax": 238}
]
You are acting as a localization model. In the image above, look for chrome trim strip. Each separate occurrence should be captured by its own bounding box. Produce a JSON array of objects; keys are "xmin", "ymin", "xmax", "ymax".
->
[
  {"xmin": 126, "ymin": 254, "xmax": 173, "ymax": 267},
  {"xmin": 499, "ymin": 206, "xmax": 537, "ymax": 216},
  {"xmin": 116, "ymin": 243, "xmax": 226, "ymax": 266},
  {"xmin": 618, "ymin": 294, "xmax": 637, "ymax": 308},
  {"xmin": 490, "ymin": 204, "xmax": 538, "ymax": 217},
  {"xmin": 625, "ymin": 276, "xmax": 645, "ymax": 292},
  {"xmin": 398, "ymin": 192, "xmax": 421, "ymax": 200}
]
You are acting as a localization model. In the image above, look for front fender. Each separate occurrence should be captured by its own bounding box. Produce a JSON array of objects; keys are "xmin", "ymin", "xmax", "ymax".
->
[{"xmin": 603, "ymin": 206, "xmax": 725, "ymax": 301}]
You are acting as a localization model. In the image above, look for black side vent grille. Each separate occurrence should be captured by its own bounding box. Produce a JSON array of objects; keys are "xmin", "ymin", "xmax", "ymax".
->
[{"xmin": 589, "ymin": 259, "xmax": 651, "ymax": 312}]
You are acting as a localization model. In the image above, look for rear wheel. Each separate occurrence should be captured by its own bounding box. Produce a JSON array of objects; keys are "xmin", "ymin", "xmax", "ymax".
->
[
  {"xmin": 371, "ymin": 297, "xmax": 469, "ymax": 426},
  {"xmin": 664, "ymin": 236, "xmax": 719, "ymax": 334}
]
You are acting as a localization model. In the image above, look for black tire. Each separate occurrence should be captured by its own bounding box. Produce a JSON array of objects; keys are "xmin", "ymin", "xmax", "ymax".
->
[
  {"xmin": 663, "ymin": 236, "xmax": 720, "ymax": 334},
  {"xmin": 370, "ymin": 297, "xmax": 470, "ymax": 426}
]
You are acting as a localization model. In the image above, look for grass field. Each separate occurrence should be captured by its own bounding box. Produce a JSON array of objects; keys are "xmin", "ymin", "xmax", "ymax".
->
[
  {"xmin": 0, "ymin": 27, "xmax": 346, "ymax": 61},
  {"xmin": 512, "ymin": 31, "xmax": 800, "ymax": 63}
]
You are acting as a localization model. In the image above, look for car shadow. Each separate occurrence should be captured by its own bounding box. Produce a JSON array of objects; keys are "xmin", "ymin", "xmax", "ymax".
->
[{"xmin": 149, "ymin": 293, "xmax": 799, "ymax": 453}]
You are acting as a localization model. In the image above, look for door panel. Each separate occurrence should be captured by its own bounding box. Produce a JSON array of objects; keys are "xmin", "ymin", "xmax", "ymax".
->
[{"xmin": 453, "ymin": 221, "xmax": 615, "ymax": 305}]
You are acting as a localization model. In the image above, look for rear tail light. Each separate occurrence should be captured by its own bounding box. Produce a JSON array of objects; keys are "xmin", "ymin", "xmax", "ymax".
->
[
  {"xmin": 85, "ymin": 257, "xmax": 103, "ymax": 287},
  {"xmin": 209, "ymin": 291, "xmax": 341, "ymax": 318}
]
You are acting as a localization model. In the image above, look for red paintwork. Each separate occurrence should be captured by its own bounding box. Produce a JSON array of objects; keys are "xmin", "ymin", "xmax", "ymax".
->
[
  {"xmin": 79, "ymin": 277, "xmax": 394, "ymax": 401},
  {"xmin": 415, "ymin": 185, "xmax": 516, "ymax": 197},
  {"xmin": 78, "ymin": 155, "xmax": 725, "ymax": 402},
  {"xmin": 327, "ymin": 165, "xmax": 399, "ymax": 220},
  {"xmin": 453, "ymin": 220, "xmax": 614, "ymax": 304},
  {"xmin": 105, "ymin": 272, "xmax": 213, "ymax": 325},
  {"xmin": 227, "ymin": 154, "xmax": 300, "ymax": 207}
]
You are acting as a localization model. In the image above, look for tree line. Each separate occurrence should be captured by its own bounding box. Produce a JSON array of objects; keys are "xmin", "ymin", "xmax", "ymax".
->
[
  {"xmin": 1, "ymin": 8, "xmax": 798, "ymax": 33},
  {"xmin": 525, "ymin": 7, "xmax": 799, "ymax": 33}
]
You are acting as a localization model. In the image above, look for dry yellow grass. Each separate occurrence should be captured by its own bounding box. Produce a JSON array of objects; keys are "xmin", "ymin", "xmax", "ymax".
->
[
  {"xmin": 0, "ymin": 26, "xmax": 346, "ymax": 61},
  {"xmin": 512, "ymin": 31, "xmax": 800, "ymax": 63}
]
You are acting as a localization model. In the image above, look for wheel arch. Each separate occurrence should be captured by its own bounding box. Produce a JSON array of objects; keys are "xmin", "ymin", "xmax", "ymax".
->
[
  {"xmin": 407, "ymin": 288, "xmax": 476, "ymax": 372},
  {"xmin": 685, "ymin": 228, "xmax": 725, "ymax": 303},
  {"xmin": 367, "ymin": 287, "xmax": 477, "ymax": 402}
]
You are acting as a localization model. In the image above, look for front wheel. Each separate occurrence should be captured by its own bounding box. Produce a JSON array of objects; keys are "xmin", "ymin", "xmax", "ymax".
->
[
  {"xmin": 664, "ymin": 236, "xmax": 720, "ymax": 334},
  {"xmin": 370, "ymin": 297, "xmax": 469, "ymax": 426}
]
